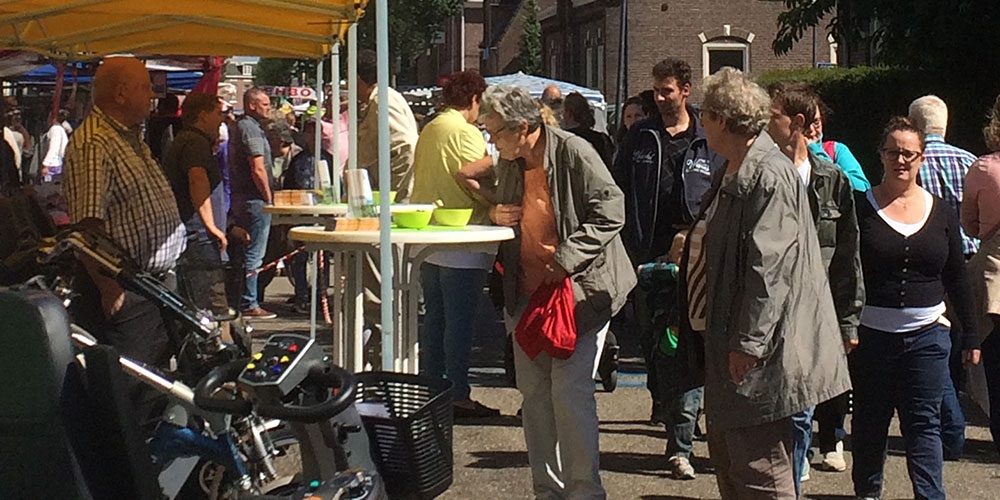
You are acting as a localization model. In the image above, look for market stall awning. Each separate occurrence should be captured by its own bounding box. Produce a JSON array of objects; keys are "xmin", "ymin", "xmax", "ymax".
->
[{"xmin": 0, "ymin": 0, "xmax": 367, "ymax": 60}]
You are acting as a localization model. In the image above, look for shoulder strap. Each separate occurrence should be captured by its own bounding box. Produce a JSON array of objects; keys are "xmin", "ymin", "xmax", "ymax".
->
[{"xmin": 822, "ymin": 140, "xmax": 837, "ymax": 162}]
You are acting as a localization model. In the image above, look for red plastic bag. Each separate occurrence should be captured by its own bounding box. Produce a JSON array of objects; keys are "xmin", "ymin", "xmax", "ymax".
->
[{"xmin": 514, "ymin": 277, "xmax": 577, "ymax": 360}]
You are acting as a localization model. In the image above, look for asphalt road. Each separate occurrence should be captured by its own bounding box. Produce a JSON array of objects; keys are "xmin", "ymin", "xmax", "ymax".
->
[{"xmin": 254, "ymin": 277, "xmax": 1000, "ymax": 499}]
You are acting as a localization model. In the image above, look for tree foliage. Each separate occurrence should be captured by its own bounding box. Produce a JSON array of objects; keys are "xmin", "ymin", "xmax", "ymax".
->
[
  {"xmin": 518, "ymin": 0, "xmax": 543, "ymax": 75},
  {"xmin": 357, "ymin": 0, "xmax": 464, "ymax": 83},
  {"xmin": 254, "ymin": 58, "xmax": 317, "ymax": 86},
  {"xmin": 773, "ymin": 0, "xmax": 1000, "ymax": 71}
]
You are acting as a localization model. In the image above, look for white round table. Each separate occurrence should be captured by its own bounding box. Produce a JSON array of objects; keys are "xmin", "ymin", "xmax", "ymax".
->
[{"xmin": 288, "ymin": 225, "xmax": 515, "ymax": 373}]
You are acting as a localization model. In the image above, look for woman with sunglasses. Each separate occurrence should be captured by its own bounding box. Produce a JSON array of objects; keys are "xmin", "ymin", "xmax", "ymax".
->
[{"xmin": 851, "ymin": 116, "xmax": 980, "ymax": 500}]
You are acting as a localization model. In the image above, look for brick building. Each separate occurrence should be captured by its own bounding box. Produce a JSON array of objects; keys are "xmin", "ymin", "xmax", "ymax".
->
[
  {"xmin": 413, "ymin": 0, "xmax": 527, "ymax": 86},
  {"xmin": 546, "ymin": 0, "xmax": 837, "ymax": 102},
  {"xmin": 412, "ymin": 0, "xmax": 838, "ymax": 106}
]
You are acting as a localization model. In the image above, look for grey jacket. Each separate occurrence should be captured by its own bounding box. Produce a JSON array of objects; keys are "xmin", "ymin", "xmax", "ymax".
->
[
  {"xmin": 807, "ymin": 152, "xmax": 864, "ymax": 343},
  {"xmin": 702, "ymin": 132, "xmax": 851, "ymax": 430},
  {"xmin": 492, "ymin": 126, "xmax": 637, "ymax": 331}
]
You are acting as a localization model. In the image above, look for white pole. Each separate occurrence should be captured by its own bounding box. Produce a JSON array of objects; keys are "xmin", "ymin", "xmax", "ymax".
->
[
  {"xmin": 314, "ymin": 58, "xmax": 325, "ymax": 192},
  {"xmin": 347, "ymin": 22, "xmax": 363, "ymax": 373},
  {"xmin": 460, "ymin": 8, "xmax": 466, "ymax": 72},
  {"xmin": 376, "ymin": 0, "xmax": 394, "ymax": 371},
  {"xmin": 348, "ymin": 24, "xmax": 358, "ymax": 172},
  {"xmin": 331, "ymin": 40, "xmax": 342, "ymax": 198}
]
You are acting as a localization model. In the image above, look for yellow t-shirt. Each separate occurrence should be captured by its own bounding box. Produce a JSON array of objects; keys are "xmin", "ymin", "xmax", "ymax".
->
[{"xmin": 410, "ymin": 108, "xmax": 489, "ymax": 224}]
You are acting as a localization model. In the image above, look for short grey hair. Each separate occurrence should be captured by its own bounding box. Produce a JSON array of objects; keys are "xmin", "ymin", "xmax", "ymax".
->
[
  {"xmin": 700, "ymin": 67, "xmax": 770, "ymax": 137},
  {"xmin": 909, "ymin": 95, "xmax": 948, "ymax": 137},
  {"xmin": 479, "ymin": 85, "xmax": 543, "ymax": 131}
]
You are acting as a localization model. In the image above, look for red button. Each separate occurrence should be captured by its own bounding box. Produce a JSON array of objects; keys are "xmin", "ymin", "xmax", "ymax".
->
[{"xmin": 289, "ymin": 344, "xmax": 299, "ymax": 353}]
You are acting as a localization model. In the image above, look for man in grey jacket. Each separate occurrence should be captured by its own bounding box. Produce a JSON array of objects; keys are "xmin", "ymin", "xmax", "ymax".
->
[
  {"xmin": 767, "ymin": 81, "xmax": 863, "ymax": 492},
  {"xmin": 473, "ymin": 85, "xmax": 636, "ymax": 500},
  {"xmin": 695, "ymin": 68, "xmax": 852, "ymax": 499}
]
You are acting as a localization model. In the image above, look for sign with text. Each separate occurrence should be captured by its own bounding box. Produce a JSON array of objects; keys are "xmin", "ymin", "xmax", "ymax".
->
[{"xmin": 260, "ymin": 86, "xmax": 317, "ymax": 100}]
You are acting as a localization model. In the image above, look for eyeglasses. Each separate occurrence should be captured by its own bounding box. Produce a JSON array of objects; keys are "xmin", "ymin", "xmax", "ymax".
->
[
  {"xmin": 881, "ymin": 148, "xmax": 922, "ymax": 162},
  {"xmin": 485, "ymin": 125, "xmax": 510, "ymax": 137}
]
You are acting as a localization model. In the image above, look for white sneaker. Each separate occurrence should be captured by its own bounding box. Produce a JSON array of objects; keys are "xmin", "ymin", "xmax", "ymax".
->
[
  {"xmin": 820, "ymin": 441, "xmax": 848, "ymax": 472},
  {"xmin": 800, "ymin": 459, "xmax": 810, "ymax": 482},
  {"xmin": 668, "ymin": 455, "xmax": 696, "ymax": 480}
]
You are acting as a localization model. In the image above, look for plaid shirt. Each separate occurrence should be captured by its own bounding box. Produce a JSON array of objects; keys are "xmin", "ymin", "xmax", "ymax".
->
[
  {"xmin": 918, "ymin": 134, "xmax": 979, "ymax": 255},
  {"xmin": 65, "ymin": 106, "xmax": 186, "ymax": 273}
]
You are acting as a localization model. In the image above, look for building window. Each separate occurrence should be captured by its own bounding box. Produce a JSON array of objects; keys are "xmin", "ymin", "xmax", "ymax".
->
[
  {"xmin": 548, "ymin": 39, "xmax": 558, "ymax": 77},
  {"xmin": 702, "ymin": 40, "xmax": 749, "ymax": 76},
  {"xmin": 241, "ymin": 64, "xmax": 253, "ymax": 77},
  {"xmin": 596, "ymin": 28, "xmax": 605, "ymax": 90},
  {"xmin": 828, "ymin": 34, "xmax": 839, "ymax": 66}
]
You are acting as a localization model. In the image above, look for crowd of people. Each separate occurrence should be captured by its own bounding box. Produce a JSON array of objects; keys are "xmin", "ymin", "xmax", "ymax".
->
[{"xmin": 4, "ymin": 51, "xmax": 1000, "ymax": 500}]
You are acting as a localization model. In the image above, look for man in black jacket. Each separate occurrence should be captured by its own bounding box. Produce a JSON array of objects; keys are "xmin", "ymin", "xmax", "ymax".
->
[{"xmin": 614, "ymin": 57, "xmax": 724, "ymax": 480}]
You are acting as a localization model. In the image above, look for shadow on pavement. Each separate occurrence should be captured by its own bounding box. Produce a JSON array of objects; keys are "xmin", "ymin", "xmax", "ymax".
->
[
  {"xmin": 454, "ymin": 415, "xmax": 523, "ymax": 428},
  {"xmin": 640, "ymin": 497, "xmax": 704, "ymax": 500},
  {"xmin": 466, "ymin": 450, "xmax": 529, "ymax": 469}
]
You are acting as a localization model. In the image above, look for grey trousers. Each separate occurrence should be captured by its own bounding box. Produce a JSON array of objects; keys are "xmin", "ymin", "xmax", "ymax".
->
[
  {"xmin": 707, "ymin": 417, "xmax": 797, "ymax": 500},
  {"xmin": 506, "ymin": 296, "xmax": 608, "ymax": 500}
]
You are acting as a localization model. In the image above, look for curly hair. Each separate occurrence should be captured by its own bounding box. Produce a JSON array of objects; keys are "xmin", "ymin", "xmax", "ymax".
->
[
  {"xmin": 441, "ymin": 70, "xmax": 488, "ymax": 109},
  {"xmin": 881, "ymin": 116, "xmax": 926, "ymax": 152},
  {"xmin": 479, "ymin": 85, "xmax": 542, "ymax": 132},
  {"xmin": 985, "ymin": 95, "xmax": 1000, "ymax": 152},
  {"xmin": 700, "ymin": 67, "xmax": 770, "ymax": 137}
]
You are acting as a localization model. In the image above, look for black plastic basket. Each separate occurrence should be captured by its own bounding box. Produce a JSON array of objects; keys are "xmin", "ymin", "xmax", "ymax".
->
[{"xmin": 354, "ymin": 372, "xmax": 454, "ymax": 499}]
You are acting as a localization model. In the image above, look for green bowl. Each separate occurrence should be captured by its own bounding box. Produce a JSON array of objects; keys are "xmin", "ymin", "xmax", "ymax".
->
[
  {"xmin": 393, "ymin": 209, "xmax": 433, "ymax": 229},
  {"xmin": 371, "ymin": 190, "xmax": 398, "ymax": 205},
  {"xmin": 433, "ymin": 208, "xmax": 473, "ymax": 227}
]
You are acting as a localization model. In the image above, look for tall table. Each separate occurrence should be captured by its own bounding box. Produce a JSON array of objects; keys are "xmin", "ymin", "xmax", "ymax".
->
[
  {"xmin": 263, "ymin": 204, "xmax": 350, "ymax": 333},
  {"xmin": 263, "ymin": 204, "xmax": 348, "ymax": 227},
  {"xmin": 288, "ymin": 225, "xmax": 515, "ymax": 373}
]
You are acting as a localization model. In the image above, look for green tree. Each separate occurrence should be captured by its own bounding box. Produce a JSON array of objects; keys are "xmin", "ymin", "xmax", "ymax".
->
[
  {"xmin": 357, "ymin": 0, "xmax": 464, "ymax": 84},
  {"xmin": 518, "ymin": 0, "xmax": 542, "ymax": 75},
  {"xmin": 254, "ymin": 58, "xmax": 317, "ymax": 86},
  {"xmin": 773, "ymin": 0, "xmax": 1000, "ymax": 71}
]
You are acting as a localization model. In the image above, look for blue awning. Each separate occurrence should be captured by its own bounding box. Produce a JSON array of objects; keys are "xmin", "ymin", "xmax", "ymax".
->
[{"xmin": 16, "ymin": 64, "xmax": 203, "ymax": 91}]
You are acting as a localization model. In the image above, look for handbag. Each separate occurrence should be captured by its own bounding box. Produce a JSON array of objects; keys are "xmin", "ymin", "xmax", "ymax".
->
[{"xmin": 514, "ymin": 277, "xmax": 577, "ymax": 360}]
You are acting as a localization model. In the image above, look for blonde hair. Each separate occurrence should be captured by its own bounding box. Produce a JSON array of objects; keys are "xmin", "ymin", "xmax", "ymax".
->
[
  {"xmin": 985, "ymin": 96, "xmax": 1000, "ymax": 152},
  {"xmin": 700, "ymin": 67, "xmax": 770, "ymax": 137},
  {"xmin": 538, "ymin": 102, "xmax": 560, "ymax": 128},
  {"xmin": 908, "ymin": 95, "xmax": 949, "ymax": 137}
]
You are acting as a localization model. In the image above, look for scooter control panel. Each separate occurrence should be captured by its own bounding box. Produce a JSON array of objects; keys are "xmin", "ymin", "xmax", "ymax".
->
[{"xmin": 239, "ymin": 334, "xmax": 321, "ymax": 397}]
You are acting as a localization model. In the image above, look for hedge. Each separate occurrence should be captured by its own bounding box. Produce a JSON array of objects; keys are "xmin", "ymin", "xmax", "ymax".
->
[{"xmin": 757, "ymin": 66, "xmax": 1000, "ymax": 184}]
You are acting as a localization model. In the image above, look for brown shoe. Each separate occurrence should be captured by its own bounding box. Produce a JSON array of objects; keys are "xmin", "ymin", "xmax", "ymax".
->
[{"xmin": 242, "ymin": 307, "xmax": 277, "ymax": 319}]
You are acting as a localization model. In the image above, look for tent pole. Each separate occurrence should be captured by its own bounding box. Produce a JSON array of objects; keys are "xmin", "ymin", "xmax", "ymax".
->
[
  {"xmin": 348, "ymin": 24, "xmax": 358, "ymax": 173},
  {"xmin": 376, "ymin": 0, "xmax": 395, "ymax": 372},
  {"xmin": 310, "ymin": 57, "xmax": 324, "ymax": 342},
  {"xmin": 331, "ymin": 40, "xmax": 341, "ymax": 198}
]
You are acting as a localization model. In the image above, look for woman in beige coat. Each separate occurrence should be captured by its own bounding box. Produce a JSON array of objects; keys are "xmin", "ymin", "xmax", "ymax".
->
[{"xmin": 962, "ymin": 95, "xmax": 1000, "ymax": 455}]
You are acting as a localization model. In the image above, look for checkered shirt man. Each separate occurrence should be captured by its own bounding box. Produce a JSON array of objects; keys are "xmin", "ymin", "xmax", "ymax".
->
[
  {"xmin": 65, "ymin": 106, "xmax": 186, "ymax": 273},
  {"xmin": 919, "ymin": 133, "xmax": 979, "ymax": 255}
]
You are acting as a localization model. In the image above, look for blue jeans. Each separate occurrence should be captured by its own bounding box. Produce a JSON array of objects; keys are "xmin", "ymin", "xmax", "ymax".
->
[
  {"xmin": 941, "ymin": 373, "xmax": 966, "ymax": 460},
  {"xmin": 419, "ymin": 263, "xmax": 487, "ymax": 402},
  {"xmin": 792, "ymin": 405, "xmax": 815, "ymax": 498},
  {"xmin": 233, "ymin": 198, "xmax": 271, "ymax": 310},
  {"xmin": 851, "ymin": 324, "xmax": 951, "ymax": 500},
  {"xmin": 652, "ymin": 348, "xmax": 703, "ymax": 458}
]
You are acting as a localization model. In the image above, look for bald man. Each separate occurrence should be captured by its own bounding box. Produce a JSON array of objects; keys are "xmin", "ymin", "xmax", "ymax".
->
[
  {"xmin": 64, "ymin": 56, "xmax": 186, "ymax": 366},
  {"xmin": 540, "ymin": 84, "xmax": 564, "ymax": 127}
]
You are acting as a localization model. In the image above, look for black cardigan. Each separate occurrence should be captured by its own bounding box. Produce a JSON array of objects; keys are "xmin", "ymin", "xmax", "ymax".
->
[{"xmin": 856, "ymin": 191, "xmax": 979, "ymax": 348}]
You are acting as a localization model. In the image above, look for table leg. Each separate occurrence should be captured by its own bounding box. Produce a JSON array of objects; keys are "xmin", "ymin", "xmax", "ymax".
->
[
  {"xmin": 309, "ymin": 250, "xmax": 318, "ymax": 340},
  {"xmin": 349, "ymin": 250, "xmax": 365, "ymax": 373},
  {"xmin": 330, "ymin": 250, "xmax": 344, "ymax": 367}
]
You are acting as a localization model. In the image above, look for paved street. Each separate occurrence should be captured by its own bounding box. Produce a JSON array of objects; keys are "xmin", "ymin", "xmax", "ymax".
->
[{"xmin": 255, "ymin": 278, "xmax": 1000, "ymax": 499}]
